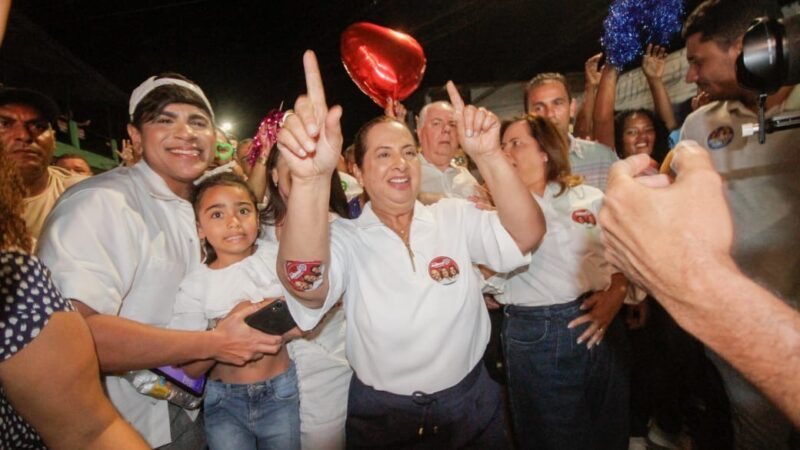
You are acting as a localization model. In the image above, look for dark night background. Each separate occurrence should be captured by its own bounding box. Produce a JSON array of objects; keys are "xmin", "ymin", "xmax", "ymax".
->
[{"xmin": 2, "ymin": 0, "xmax": 787, "ymax": 160}]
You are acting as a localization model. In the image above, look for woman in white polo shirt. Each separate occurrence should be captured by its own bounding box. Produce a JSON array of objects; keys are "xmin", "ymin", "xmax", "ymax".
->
[
  {"xmin": 492, "ymin": 114, "xmax": 630, "ymax": 450},
  {"xmin": 274, "ymin": 51, "xmax": 545, "ymax": 448}
]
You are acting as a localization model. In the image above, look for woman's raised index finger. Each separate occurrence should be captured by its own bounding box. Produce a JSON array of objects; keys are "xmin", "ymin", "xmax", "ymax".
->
[{"xmin": 303, "ymin": 50, "xmax": 327, "ymax": 112}]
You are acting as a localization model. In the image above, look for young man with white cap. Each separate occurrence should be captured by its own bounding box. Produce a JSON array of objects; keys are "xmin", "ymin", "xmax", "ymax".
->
[{"xmin": 37, "ymin": 74, "xmax": 285, "ymax": 449}]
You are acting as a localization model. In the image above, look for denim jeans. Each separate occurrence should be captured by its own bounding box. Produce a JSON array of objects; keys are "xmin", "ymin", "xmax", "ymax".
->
[
  {"xmin": 346, "ymin": 362, "xmax": 511, "ymax": 449},
  {"xmin": 502, "ymin": 297, "xmax": 630, "ymax": 450},
  {"xmin": 204, "ymin": 363, "xmax": 301, "ymax": 450}
]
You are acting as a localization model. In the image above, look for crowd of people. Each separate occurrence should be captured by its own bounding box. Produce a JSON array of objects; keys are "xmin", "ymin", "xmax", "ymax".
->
[{"xmin": 1, "ymin": 0, "xmax": 799, "ymax": 449}]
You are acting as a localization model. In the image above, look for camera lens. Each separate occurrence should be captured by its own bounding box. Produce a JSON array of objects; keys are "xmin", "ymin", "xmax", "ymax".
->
[{"xmin": 738, "ymin": 15, "xmax": 800, "ymax": 93}]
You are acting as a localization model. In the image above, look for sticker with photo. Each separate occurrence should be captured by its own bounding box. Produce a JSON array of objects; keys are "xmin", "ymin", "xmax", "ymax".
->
[
  {"xmin": 428, "ymin": 256, "xmax": 460, "ymax": 285},
  {"xmin": 571, "ymin": 209, "xmax": 597, "ymax": 227},
  {"xmin": 707, "ymin": 125, "xmax": 734, "ymax": 150}
]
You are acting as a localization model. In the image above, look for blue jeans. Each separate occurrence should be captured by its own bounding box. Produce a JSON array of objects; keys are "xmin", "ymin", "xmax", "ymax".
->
[
  {"xmin": 204, "ymin": 363, "xmax": 301, "ymax": 450},
  {"xmin": 502, "ymin": 298, "xmax": 630, "ymax": 450}
]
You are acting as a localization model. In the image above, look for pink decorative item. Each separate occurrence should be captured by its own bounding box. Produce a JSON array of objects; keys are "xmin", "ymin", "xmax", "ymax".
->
[{"xmin": 247, "ymin": 108, "xmax": 286, "ymax": 167}]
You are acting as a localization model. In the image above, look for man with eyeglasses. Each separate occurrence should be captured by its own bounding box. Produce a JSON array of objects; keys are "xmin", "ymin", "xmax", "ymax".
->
[{"xmin": 0, "ymin": 87, "xmax": 86, "ymax": 241}]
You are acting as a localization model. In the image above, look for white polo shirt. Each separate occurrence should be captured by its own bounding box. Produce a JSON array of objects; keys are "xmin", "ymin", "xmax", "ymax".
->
[
  {"xmin": 679, "ymin": 86, "xmax": 800, "ymax": 307},
  {"xmin": 489, "ymin": 182, "xmax": 613, "ymax": 307},
  {"xmin": 418, "ymin": 153, "xmax": 480, "ymax": 199},
  {"xmin": 36, "ymin": 161, "xmax": 201, "ymax": 448},
  {"xmin": 285, "ymin": 199, "xmax": 529, "ymax": 395}
]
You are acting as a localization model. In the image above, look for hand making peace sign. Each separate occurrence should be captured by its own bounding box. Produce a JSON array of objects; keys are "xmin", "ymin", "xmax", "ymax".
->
[{"xmin": 276, "ymin": 50, "xmax": 344, "ymax": 180}]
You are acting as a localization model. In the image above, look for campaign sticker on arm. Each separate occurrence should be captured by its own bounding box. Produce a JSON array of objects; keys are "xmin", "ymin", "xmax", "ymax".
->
[
  {"xmin": 571, "ymin": 209, "xmax": 597, "ymax": 227},
  {"xmin": 286, "ymin": 261, "xmax": 325, "ymax": 291},
  {"xmin": 428, "ymin": 256, "xmax": 460, "ymax": 285}
]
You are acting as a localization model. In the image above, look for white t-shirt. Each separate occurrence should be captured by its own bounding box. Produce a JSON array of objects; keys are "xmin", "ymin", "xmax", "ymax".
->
[
  {"xmin": 679, "ymin": 86, "xmax": 800, "ymax": 308},
  {"xmin": 418, "ymin": 154, "xmax": 480, "ymax": 199},
  {"xmin": 489, "ymin": 183, "xmax": 614, "ymax": 307},
  {"xmin": 36, "ymin": 161, "xmax": 200, "ymax": 448},
  {"xmin": 169, "ymin": 237, "xmax": 283, "ymax": 331},
  {"xmin": 285, "ymin": 199, "xmax": 529, "ymax": 395}
]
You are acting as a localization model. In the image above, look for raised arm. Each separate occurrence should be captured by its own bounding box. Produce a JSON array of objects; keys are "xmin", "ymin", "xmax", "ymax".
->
[
  {"xmin": 593, "ymin": 64, "xmax": 618, "ymax": 151},
  {"xmin": 446, "ymin": 82, "xmax": 545, "ymax": 253},
  {"xmin": 600, "ymin": 143, "xmax": 800, "ymax": 426},
  {"xmin": 275, "ymin": 50, "xmax": 343, "ymax": 308},
  {"xmin": 246, "ymin": 135, "xmax": 272, "ymax": 203},
  {"xmin": 384, "ymin": 97, "xmax": 408, "ymax": 122},
  {"xmin": 574, "ymin": 53, "xmax": 603, "ymax": 140},
  {"xmin": 642, "ymin": 44, "xmax": 678, "ymax": 131}
]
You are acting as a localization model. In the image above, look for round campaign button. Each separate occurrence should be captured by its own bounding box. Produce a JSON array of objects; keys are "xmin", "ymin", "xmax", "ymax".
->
[
  {"xmin": 428, "ymin": 256, "xmax": 460, "ymax": 285},
  {"xmin": 707, "ymin": 125, "xmax": 734, "ymax": 150},
  {"xmin": 571, "ymin": 209, "xmax": 597, "ymax": 227}
]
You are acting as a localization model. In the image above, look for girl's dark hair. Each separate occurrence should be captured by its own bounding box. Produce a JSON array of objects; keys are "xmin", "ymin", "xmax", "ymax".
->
[
  {"xmin": 613, "ymin": 109, "xmax": 670, "ymax": 164},
  {"xmin": 190, "ymin": 171, "xmax": 259, "ymax": 265},
  {"xmin": 131, "ymin": 73, "xmax": 212, "ymax": 129},
  {"xmin": 501, "ymin": 114, "xmax": 582, "ymax": 197},
  {"xmin": 261, "ymin": 149, "xmax": 350, "ymax": 226},
  {"xmin": 352, "ymin": 115, "xmax": 411, "ymax": 168}
]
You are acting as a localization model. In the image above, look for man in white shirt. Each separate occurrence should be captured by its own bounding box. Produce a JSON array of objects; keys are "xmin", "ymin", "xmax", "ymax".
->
[
  {"xmin": 525, "ymin": 73, "xmax": 618, "ymax": 191},
  {"xmin": 416, "ymin": 101, "xmax": 481, "ymax": 203},
  {"xmin": 677, "ymin": 1, "xmax": 800, "ymax": 448},
  {"xmin": 37, "ymin": 74, "xmax": 284, "ymax": 449}
]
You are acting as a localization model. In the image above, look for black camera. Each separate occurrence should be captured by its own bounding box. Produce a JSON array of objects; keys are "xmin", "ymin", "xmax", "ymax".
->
[
  {"xmin": 737, "ymin": 15, "xmax": 800, "ymax": 93},
  {"xmin": 736, "ymin": 15, "xmax": 800, "ymax": 143}
]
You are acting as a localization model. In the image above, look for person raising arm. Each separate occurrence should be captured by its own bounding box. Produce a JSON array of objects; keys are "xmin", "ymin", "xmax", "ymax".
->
[
  {"xmin": 599, "ymin": 142, "xmax": 800, "ymax": 427},
  {"xmin": 276, "ymin": 49, "xmax": 544, "ymax": 448}
]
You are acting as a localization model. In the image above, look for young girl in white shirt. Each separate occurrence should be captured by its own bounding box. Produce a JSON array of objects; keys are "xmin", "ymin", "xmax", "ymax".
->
[{"xmin": 169, "ymin": 172, "xmax": 299, "ymax": 450}]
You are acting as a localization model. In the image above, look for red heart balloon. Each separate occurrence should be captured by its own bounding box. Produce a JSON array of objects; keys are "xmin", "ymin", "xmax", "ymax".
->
[{"xmin": 341, "ymin": 22, "xmax": 426, "ymax": 108}]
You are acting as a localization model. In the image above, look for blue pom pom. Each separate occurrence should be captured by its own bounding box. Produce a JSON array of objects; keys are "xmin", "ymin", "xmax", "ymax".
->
[
  {"xmin": 650, "ymin": 0, "xmax": 684, "ymax": 43},
  {"xmin": 601, "ymin": 0, "xmax": 684, "ymax": 69}
]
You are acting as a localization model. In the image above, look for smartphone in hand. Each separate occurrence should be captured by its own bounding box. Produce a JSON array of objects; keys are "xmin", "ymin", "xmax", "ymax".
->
[{"xmin": 244, "ymin": 299, "xmax": 297, "ymax": 335}]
